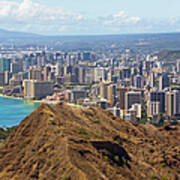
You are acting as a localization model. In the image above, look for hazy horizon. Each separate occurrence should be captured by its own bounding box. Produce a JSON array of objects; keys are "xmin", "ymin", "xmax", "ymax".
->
[{"xmin": 2, "ymin": 27, "xmax": 180, "ymax": 37}]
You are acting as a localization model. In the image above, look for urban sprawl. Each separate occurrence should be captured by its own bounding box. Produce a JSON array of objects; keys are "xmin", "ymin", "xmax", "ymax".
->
[{"xmin": 0, "ymin": 45, "xmax": 180, "ymax": 126}]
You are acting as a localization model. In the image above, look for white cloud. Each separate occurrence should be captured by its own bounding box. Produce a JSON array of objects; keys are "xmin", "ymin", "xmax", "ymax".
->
[
  {"xmin": 0, "ymin": 1, "xmax": 180, "ymax": 35},
  {"xmin": 113, "ymin": 11, "xmax": 126, "ymax": 18},
  {"xmin": 98, "ymin": 12, "xmax": 180, "ymax": 34},
  {"xmin": 102, "ymin": 11, "xmax": 141, "ymax": 26},
  {"xmin": 0, "ymin": 0, "xmax": 84, "ymax": 27}
]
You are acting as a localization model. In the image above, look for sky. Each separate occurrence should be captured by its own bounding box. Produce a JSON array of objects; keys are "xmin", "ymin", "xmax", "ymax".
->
[{"xmin": 0, "ymin": 0, "xmax": 180, "ymax": 35}]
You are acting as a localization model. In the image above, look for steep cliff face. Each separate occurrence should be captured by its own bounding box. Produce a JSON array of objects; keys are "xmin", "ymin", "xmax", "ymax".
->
[{"xmin": 0, "ymin": 103, "xmax": 179, "ymax": 180}]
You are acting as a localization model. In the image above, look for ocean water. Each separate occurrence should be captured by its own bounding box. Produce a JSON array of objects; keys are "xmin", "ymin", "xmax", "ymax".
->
[{"xmin": 0, "ymin": 96, "xmax": 41, "ymax": 127}]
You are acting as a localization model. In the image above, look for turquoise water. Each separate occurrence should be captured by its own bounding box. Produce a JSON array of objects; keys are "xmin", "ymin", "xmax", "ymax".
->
[{"xmin": 0, "ymin": 96, "xmax": 41, "ymax": 127}]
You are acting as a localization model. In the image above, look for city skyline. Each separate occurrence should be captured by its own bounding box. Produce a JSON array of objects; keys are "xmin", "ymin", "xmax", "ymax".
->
[{"xmin": 1, "ymin": 0, "xmax": 180, "ymax": 35}]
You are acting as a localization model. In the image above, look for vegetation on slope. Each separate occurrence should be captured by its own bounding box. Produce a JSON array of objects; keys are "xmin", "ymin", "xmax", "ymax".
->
[
  {"xmin": 0, "ymin": 103, "xmax": 179, "ymax": 180},
  {"xmin": 0, "ymin": 126, "xmax": 16, "ymax": 140}
]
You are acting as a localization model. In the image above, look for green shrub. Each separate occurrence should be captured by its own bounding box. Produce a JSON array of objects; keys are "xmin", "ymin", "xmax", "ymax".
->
[
  {"xmin": 160, "ymin": 162, "xmax": 166, "ymax": 168},
  {"xmin": 77, "ymin": 128, "xmax": 103, "ymax": 139},
  {"xmin": 150, "ymin": 175, "xmax": 157, "ymax": 180},
  {"xmin": 161, "ymin": 176, "xmax": 168, "ymax": 180},
  {"xmin": 0, "ymin": 126, "xmax": 17, "ymax": 140},
  {"xmin": 91, "ymin": 132, "xmax": 103, "ymax": 139},
  {"xmin": 122, "ymin": 157, "xmax": 127, "ymax": 166},
  {"xmin": 114, "ymin": 155, "xmax": 120, "ymax": 162},
  {"xmin": 104, "ymin": 155, "xmax": 109, "ymax": 161},
  {"xmin": 93, "ymin": 119, "xmax": 100, "ymax": 123},
  {"xmin": 77, "ymin": 128, "xmax": 90, "ymax": 139},
  {"xmin": 63, "ymin": 175, "xmax": 71, "ymax": 180}
]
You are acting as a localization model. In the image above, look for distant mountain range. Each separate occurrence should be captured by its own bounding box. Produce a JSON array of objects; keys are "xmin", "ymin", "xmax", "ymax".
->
[
  {"xmin": 1, "ymin": 28, "xmax": 180, "ymax": 40},
  {"xmin": 0, "ymin": 28, "xmax": 41, "ymax": 39},
  {"xmin": 1, "ymin": 28, "xmax": 180, "ymax": 52}
]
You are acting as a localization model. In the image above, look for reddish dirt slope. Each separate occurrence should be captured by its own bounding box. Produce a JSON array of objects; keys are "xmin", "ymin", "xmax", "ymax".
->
[{"xmin": 0, "ymin": 103, "xmax": 179, "ymax": 180}]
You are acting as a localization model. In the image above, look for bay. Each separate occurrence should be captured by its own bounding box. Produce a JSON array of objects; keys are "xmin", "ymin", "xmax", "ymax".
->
[{"xmin": 0, "ymin": 96, "xmax": 41, "ymax": 127}]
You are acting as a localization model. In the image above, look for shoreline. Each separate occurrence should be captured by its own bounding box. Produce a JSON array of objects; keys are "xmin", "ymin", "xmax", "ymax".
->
[
  {"xmin": 0, "ymin": 94, "xmax": 81, "ymax": 107},
  {"xmin": 0, "ymin": 94, "xmax": 57, "ymax": 105},
  {"xmin": 0, "ymin": 94, "xmax": 24, "ymax": 100}
]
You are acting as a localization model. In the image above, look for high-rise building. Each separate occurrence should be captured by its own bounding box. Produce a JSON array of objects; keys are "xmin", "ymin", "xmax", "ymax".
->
[
  {"xmin": 94, "ymin": 67, "xmax": 107, "ymax": 82},
  {"xmin": 100, "ymin": 81, "xmax": 110, "ymax": 99},
  {"xmin": 0, "ymin": 71, "xmax": 5, "ymax": 86},
  {"xmin": 138, "ymin": 62, "xmax": 143, "ymax": 75},
  {"xmin": 107, "ymin": 71, "xmax": 113, "ymax": 82},
  {"xmin": 0, "ymin": 58, "xmax": 11, "ymax": 72},
  {"xmin": 159, "ymin": 74, "xmax": 170, "ymax": 90},
  {"xmin": 125, "ymin": 91, "xmax": 141, "ymax": 110},
  {"xmin": 78, "ymin": 67, "xmax": 86, "ymax": 83},
  {"xmin": 107, "ymin": 84, "xmax": 116, "ymax": 107},
  {"xmin": 176, "ymin": 60, "xmax": 180, "ymax": 73},
  {"xmin": 84, "ymin": 67, "xmax": 94, "ymax": 84},
  {"xmin": 64, "ymin": 65, "xmax": 72, "ymax": 75},
  {"xmin": 174, "ymin": 90, "xmax": 180, "ymax": 115},
  {"xmin": 131, "ymin": 104, "xmax": 142, "ymax": 119},
  {"xmin": 147, "ymin": 101, "xmax": 160, "ymax": 117},
  {"xmin": 149, "ymin": 91, "xmax": 165, "ymax": 113},
  {"xmin": 4, "ymin": 71, "xmax": 12, "ymax": 85},
  {"xmin": 119, "ymin": 87, "xmax": 128, "ymax": 109},
  {"xmin": 166, "ymin": 90, "xmax": 180, "ymax": 117},
  {"xmin": 119, "ymin": 67, "xmax": 131, "ymax": 80},
  {"xmin": 134, "ymin": 75, "xmax": 143, "ymax": 89},
  {"xmin": 24, "ymin": 80, "xmax": 53, "ymax": 99},
  {"xmin": 166, "ymin": 91, "xmax": 174, "ymax": 117},
  {"xmin": 48, "ymin": 72, "xmax": 56, "ymax": 82},
  {"xmin": 131, "ymin": 67, "xmax": 138, "ymax": 76},
  {"xmin": 82, "ymin": 52, "xmax": 91, "ymax": 61},
  {"xmin": 28, "ymin": 67, "xmax": 42, "ymax": 81},
  {"xmin": 143, "ymin": 61, "xmax": 151, "ymax": 72},
  {"xmin": 150, "ymin": 72, "xmax": 155, "ymax": 88},
  {"xmin": 10, "ymin": 62, "xmax": 23, "ymax": 74},
  {"xmin": 43, "ymin": 66, "xmax": 51, "ymax": 81},
  {"xmin": 37, "ymin": 56, "xmax": 45, "ymax": 67},
  {"xmin": 107, "ymin": 107, "xmax": 121, "ymax": 117},
  {"xmin": 56, "ymin": 63, "xmax": 61, "ymax": 76},
  {"xmin": 77, "ymin": 52, "xmax": 82, "ymax": 61},
  {"xmin": 70, "ymin": 90, "xmax": 87, "ymax": 102}
]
